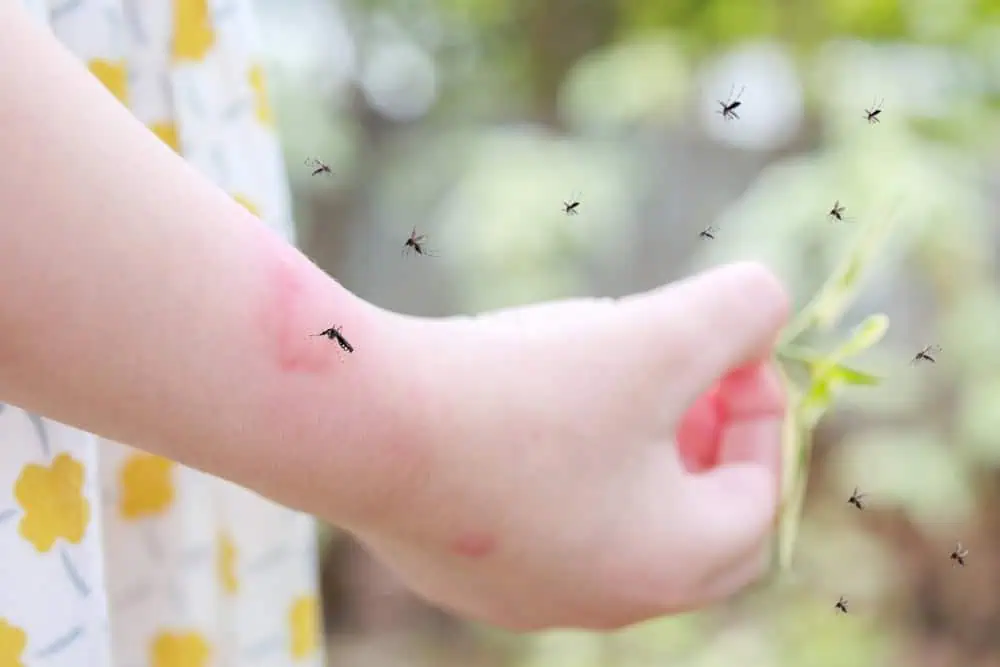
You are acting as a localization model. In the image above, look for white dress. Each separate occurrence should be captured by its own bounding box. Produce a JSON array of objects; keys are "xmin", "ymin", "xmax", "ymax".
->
[{"xmin": 0, "ymin": 1, "xmax": 326, "ymax": 666}]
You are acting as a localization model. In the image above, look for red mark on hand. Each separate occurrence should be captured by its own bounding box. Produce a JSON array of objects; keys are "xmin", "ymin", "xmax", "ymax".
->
[
  {"xmin": 256, "ymin": 229, "xmax": 336, "ymax": 375},
  {"xmin": 451, "ymin": 532, "xmax": 497, "ymax": 560},
  {"xmin": 677, "ymin": 386, "xmax": 722, "ymax": 472},
  {"xmin": 677, "ymin": 361, "xmax": 787, "ymax": 473}
]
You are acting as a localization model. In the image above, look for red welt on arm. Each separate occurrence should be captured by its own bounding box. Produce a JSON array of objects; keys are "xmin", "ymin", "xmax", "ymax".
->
[
  {"xmin": 0, "ymin": 0, "xmax": 439, "ymax": 540},
  {"xmin": 239, "ymin": 220, "xmax": 437, "ymax": 528},
  {"xmin": 252, "ymin": 222, "xmax": 341, "ymax": 376},
  {"xmin": 451, "ymin": 532, "xmax": 498, "ymax": 560},
  {"xmin": 258, "ymin": 237, "xmax": 337, "ymax": 375}
]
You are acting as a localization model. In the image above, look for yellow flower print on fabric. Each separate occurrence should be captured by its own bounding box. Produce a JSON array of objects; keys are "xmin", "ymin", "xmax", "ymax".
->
[
  {"xmin": 217, "ymin": 531, "xmax": 238, "ymax": 595},
  {"xmin": 14, "ymin": 453, "xmax": 90, "ymax": 553},
  {"xmin": 119, "ymin": 454, "xmax": 176, "ymax": 520},
  {"xmin": 232, "ymin": 194, "xmax": 260, "ymax": 217},
  {"xmin": 172, "ymin": 0, "xmax": 215, "ymax": 63},
  {"xmin": 248, "ymin": 64, "xmax": 274, "ymax": 127},
  {"xmin": 288, "ymin": 595, "xmax": 320, "ymax": 660},
  {"xmin": 0, "ymin": 620, "xmax": 27, "ymax": 667},
  {"xmin": 151, "ymin": 631, "xmax": 211, "ymax": 667},
  {"xmin": 88, "ymin": 59, "xmax": 129, "ymax": 105},
  {"xmin": 149, "ymin": 122, "xmax": 181, "ymax": 153}
]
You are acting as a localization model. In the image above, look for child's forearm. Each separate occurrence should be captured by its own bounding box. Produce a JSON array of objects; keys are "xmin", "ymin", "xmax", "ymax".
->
[{"xmin": 0, "ymin": 2, "xmax": 432, "ymax": 528}]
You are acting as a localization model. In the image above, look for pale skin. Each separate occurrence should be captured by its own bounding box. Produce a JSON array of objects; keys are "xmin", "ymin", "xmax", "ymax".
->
[{"xmin": 0, "ymin": 1, "xmax": 789, "ymax": 631}]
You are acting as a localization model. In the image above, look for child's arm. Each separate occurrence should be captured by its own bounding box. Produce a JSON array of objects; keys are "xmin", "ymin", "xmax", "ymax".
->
[
  {"xmin": 0, "ymin": 1, "xmax": 793, "ymax": 631},
  {"xmin": 0, "ymin": 1, "xmax": 430, "ymax": 528}
]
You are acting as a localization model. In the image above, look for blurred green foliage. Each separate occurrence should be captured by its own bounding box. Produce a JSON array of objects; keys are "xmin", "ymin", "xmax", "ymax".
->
[{"xmin": 278, "ymin": 0, "xmax": 1000, "ymax": 664}]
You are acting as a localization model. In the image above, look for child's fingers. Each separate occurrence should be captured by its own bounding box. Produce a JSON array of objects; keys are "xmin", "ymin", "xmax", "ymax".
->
[
  {"xmin": 674, "ymin": 415, "xmax": 782, "ymax": 582},
  {"xmin": 620, "ymin": 262, "xmax": 789, "ymax": 404},
  {"xmin": 675, "ymin": 362, "xmax": 785, "ymax": 473},
  {"xmin": 716, "ymin": 361, "xmax": 786, "ymax": 421},
  {"xmin": 714, "ymin": 363, "xmax": 785, "ymax": 497},
  {"xmin": 715, "ymin": 417, "xmax": 783, "ymax": 500},
  {"xmin": 695, "ymin": 542, "xmax": 771, "ymax": 605},
  {"xmin": 676, "ymin": 385, "xmax": 722, "ymax": 472}
]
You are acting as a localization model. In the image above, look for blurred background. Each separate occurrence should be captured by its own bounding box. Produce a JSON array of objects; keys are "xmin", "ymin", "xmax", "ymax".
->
[{"xmin": 251, "ymin": 0, "xmax": 1000, "ymax": 664}]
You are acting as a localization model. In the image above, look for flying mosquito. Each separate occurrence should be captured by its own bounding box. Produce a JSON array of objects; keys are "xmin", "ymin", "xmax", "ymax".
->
[
  {"xmin": 402, "ymin": 226, "xmax": 438, "ymax": 257},
  {"xmin": 717, "ymin": 85, "xmax": 745, "ymax": 121},
  {"xmin": 828, "ymin": 200, "xmax": 847, "ymax": 222},
  {"xmin": 950, "ymin": 542, "xmax": 968, "ymax": 567},
  {"xmin": 911, "ymin": 344, "xmax": 941, "ymax": 365},
  {"xmin": 311, "ymin": 325, "xmax": 353, "ymax": 354},
  {"xmin": 834, "ymin": 596, "xmax": 849, "ymax": 614},
  {"xmin": 848, "ymin": 487, "xmax": 867, "ymax": 510},
  {"xmin": 304, "ymin": 157, "xmax": 333, "ymax": 176},
  {"xmin": 864, "ymin": 98, "xmax": 883, "ymax": 125},
  {"xmin": 563, "ymin": 194, "xmax": 581, "ymax": 216},
  {"xmin": 699, "ymin": 225, "xmax": 718, "ymax": 240}
]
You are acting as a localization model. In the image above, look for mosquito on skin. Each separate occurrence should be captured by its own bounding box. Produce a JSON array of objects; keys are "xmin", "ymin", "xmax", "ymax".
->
[
  {"xmin": 911, "ymin": 344, "xmax": 941, "ymax": 365},
  {"xmin": 848, "ymin": 487, "xmax": 867, "ymax": 510},
  {"xmin": 304, "ymin": 157, "xmax": 332, "ymax": 176},
  {"xmin": 311, "ymin": 325, "xmax": 354, "ymax": 356},
  {"xmin": 950, "ymin": 542, "xmax": 968, "ymax": 567},
  {"xmin": 402, "ymin": 226, "xmax": 438, "ymax": 258},
  {"xmin": 864, "ymin": 98, "xmax": 883, "ymax": 125},
  {"xmin": 717, "ymin": 85, "xmax": 745, "ymax": 121}
]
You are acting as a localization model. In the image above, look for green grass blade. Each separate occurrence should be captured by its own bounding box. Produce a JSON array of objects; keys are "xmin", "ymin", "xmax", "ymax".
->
[
  {"xmin": 775, "ymin": 373, "xmax": 810, "ymax": 572},
  {"xmin": 768, "ymin": 202, "xmax": 902, "ymax": 576},
  {"xmin": 780, "ymin": 201, "xmax": 902, "ymax": 346},
  {"xmin": 809, "ymin": 314, "xmax": 890, "ymax": 380}
]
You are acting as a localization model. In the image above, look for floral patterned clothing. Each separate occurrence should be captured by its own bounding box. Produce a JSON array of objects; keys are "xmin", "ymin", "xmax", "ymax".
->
[{"xmin": 0, "ymin": 2, "xmax": 325, "ymax": 666}]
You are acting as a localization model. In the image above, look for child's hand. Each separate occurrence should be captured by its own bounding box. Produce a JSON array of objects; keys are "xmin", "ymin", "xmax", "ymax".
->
[{"xmin": 356, "ymin": 262, "xmax": 789, "ymax": 631}]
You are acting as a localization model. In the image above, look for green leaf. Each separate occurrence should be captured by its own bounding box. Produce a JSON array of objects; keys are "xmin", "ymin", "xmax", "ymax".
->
[
  {"xmin": 809, "ymin": 313, "xmax": 890, "ymax": 380},
  {"xmin": 770, "ymin": 203, "xmax": 899, "ymax": 577},
  {"xmin": 775, "ymin": 343, "xmax": 830, "ymax": 366},
  {"xmin": 777, "ymin": 343, "xmax": 884, "ymax": 382},
  {"xmin": 771, "ymin": 346, "xmax": 884, "ymax": 575},
  {"xmin": 826, "ymin": 364, "xmax": 882, "ymax": 386},
  {"xmin": 780, "ymin": 200, "xmax": 902, "ymax": 345},
  {"xmin": 800, "ymin": 360, "xmax": 884, "ymax": 428},
  {"xmin": 830, "ymin": 313, "xmax": 891, "ymax": 360},
  {"xmin": 798, "ymin": 375, "xmax": 835, "ymax": 429}
]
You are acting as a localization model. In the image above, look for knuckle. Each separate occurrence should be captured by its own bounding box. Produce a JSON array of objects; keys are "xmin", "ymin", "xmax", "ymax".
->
[{"xmin": 729, "ymin": 262, "xmax": 790, "ymax": 319}]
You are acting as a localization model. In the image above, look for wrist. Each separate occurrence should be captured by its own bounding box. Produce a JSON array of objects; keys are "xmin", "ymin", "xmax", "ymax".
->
[
  {"xmin": 249, "ymin": 279, "xmax": 446, "ymax": 534},
  {"xmin": 324, "ymin": 309, "xmax": 446, "ymax": 532},
  {"xmin": 346, "ymin": 316, "xmax": 509, "ymax": 548},
  {"xmin": 148, "ymin": 222, "xmax": 445, "ymax": 534}
]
